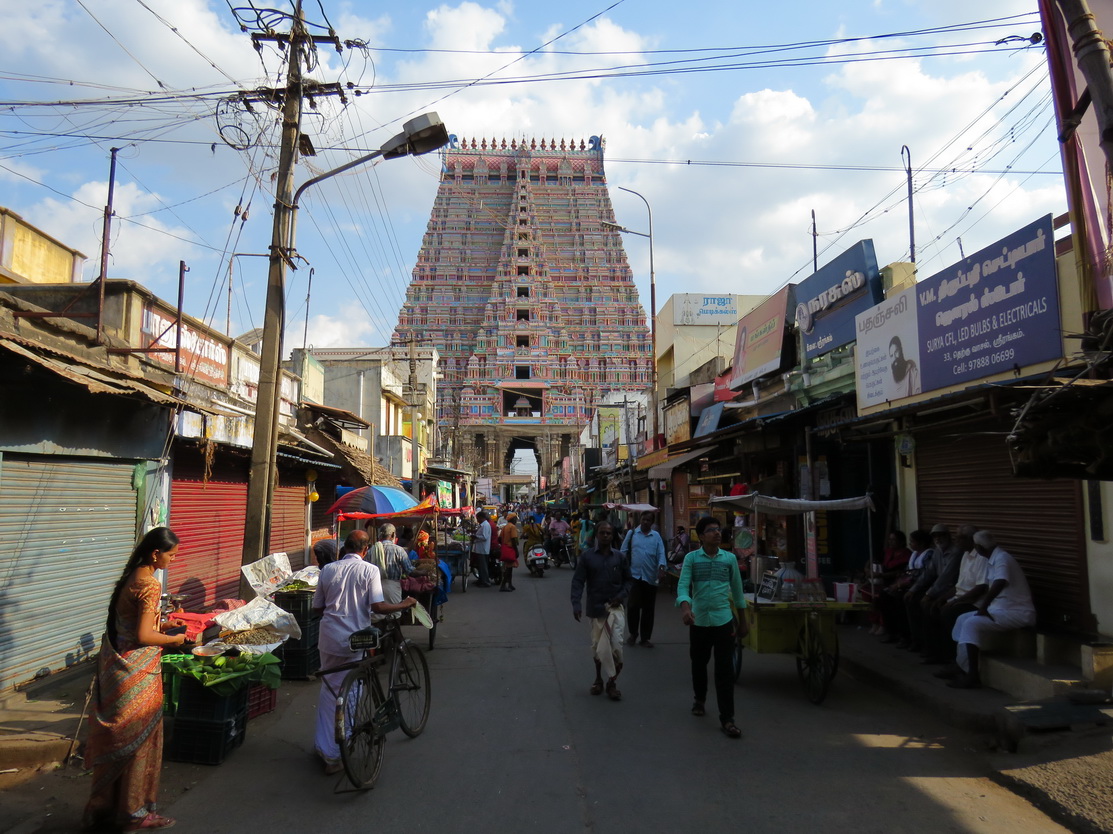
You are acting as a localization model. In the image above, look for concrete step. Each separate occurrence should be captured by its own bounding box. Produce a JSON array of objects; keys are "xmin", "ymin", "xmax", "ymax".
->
[{"xmin": 982, "ymin": 655, "xmax": 1086, "ymax": 701}]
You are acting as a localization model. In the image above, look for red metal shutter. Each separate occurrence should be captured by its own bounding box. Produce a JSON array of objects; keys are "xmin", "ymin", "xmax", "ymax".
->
[
  {"xmin": 169, "ymin": 471, "xmax": 248, "ymax": 611},
  {"xmin": 915, "ymin": 418, "xmax": 1091, "ymax": 632},
  {"xmin": 270, "ymin": 481, "xmax": 308, "ymax": 569}
]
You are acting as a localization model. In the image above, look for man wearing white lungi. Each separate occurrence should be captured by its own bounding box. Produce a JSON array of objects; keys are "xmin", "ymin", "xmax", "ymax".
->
[
  {"xmin": 949, "ymin": 530, "xmax": 1035, "ymax": 689},
  {"xmin": 571, "ymin": 522, "xmax": 632, "ymax": 701},
  {"xmin": 312, "ymin": 530, "xmax": 416, "ymax": 773}
]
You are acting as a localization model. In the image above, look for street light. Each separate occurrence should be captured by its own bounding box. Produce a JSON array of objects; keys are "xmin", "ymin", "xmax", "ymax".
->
[
  {"xmin": 242, "ymin": 112, "xmax": 450, "ymax": 572},
  {"xmin": 602, "ymin": 184, "xmax": 658, "ymax": 449}
]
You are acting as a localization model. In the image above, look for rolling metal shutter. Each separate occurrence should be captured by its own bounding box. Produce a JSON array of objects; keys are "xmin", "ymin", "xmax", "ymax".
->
[
  {"xmin": 271, "ymin": 481, "xmax": 308, "ymax": 569},
  {"xmin": 0, "ymin": 455, "xmax": 139, "ymax": 691},
  {"xmin": 915, "ymin": 419, "xmax": 1091, "ymax": 632},
  {"xmin": 169, "ymin": 466, "xmax": 248, "ymax": 612}
]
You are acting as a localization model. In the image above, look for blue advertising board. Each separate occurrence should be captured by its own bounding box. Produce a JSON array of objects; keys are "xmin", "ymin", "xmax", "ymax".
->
[
  {"xmin": 794, "ymin": 240, "xmax": 883, "ymax": 360},
  {"xmin": 915, "ymin": 215, "xmax": 1060, "ymax": 391}
]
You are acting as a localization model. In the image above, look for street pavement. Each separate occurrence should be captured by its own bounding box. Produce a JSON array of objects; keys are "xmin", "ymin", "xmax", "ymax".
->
[{"xmin": 3, "ymin": 567, "xmax": 1069, "ymax": 834}]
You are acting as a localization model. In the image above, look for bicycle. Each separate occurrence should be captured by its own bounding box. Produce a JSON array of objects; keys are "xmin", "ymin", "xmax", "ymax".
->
[{"xmin": 315, "ymin": 614, "xmax": 431, "ymax": 790}]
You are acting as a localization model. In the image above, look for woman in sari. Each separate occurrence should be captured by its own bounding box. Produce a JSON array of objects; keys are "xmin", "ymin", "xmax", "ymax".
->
[{"xmin": 83, "ymin": 527, "xmax": 188, "ymax": 832}]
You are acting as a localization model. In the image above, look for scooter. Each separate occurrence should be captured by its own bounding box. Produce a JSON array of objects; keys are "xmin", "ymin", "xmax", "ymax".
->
[{"xmin": 526, "ymin": 544, "xmax": 550, "ymax": 578}]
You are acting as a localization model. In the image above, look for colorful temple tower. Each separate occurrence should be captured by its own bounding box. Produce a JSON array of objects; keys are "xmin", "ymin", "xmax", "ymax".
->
[{"xmin": 392, "ymin": 135, "xmax": 652, "ymax": 494}]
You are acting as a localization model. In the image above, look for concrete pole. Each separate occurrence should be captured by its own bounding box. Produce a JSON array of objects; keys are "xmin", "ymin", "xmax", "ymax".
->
[{"xmin": 242, "ymin": 3, "xmax": 304, "ymax": 576}]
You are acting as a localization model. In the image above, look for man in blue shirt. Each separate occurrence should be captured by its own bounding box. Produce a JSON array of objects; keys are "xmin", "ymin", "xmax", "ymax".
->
[
  {"xmin": 620, "ymin": 510, "xmax": 668, "ymax": 648},
  {"xmin": 676, "ymin": 516, "xmax": 747, "ymax": 739}
]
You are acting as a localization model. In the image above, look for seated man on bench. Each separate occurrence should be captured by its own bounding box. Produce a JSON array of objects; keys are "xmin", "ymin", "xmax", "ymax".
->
[{"xmin": 947, "ymin": 530, "xmax": 1036, "ymax": 689}]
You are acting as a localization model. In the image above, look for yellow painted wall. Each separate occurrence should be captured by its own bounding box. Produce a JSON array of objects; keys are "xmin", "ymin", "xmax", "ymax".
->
[{"xmin": 0, "ymin": 209, "xmax": 86, "ymax": 283}]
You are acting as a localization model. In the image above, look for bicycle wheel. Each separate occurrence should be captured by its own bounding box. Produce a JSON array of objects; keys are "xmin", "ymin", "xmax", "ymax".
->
[
  {"xmin": 337, "ymin": 665, "xmax": 386, "ymax": 789},
  {"xmin": 393, "ymin": 640, "xmax": 431, "ymax": 738}
]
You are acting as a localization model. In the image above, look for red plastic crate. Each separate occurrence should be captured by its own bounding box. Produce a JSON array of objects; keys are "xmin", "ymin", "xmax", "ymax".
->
[{"xmin": 246, "ymin": 683, "xmax": 277, "ymax": 720}]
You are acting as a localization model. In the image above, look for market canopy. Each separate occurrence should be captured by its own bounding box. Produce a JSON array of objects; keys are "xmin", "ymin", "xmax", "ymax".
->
[
  {"xmin": 709, "ymin": 493, "xmax": 874, "ymax": 516},
  {"xmin": 602, "ymin": 502, "xmax": 659, "ymax": 513},
  {"xmin": 336, "ymin": 493, "xmax": 439, "ymax": 521},
  {"xmin": 646, "ymin": 446, "xmax": 714, "ymax": 479}
]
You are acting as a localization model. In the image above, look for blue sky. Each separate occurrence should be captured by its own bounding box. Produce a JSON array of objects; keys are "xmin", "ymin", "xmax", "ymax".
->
[{"xmin": 0, "ymin": 1, "xmax": 1059, "ymax": 351}]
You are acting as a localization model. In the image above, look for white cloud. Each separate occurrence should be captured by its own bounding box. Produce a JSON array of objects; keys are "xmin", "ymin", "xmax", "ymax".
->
[{"xmin": 28, "ymin": 181, "xmax": 206, "ymax": 288}]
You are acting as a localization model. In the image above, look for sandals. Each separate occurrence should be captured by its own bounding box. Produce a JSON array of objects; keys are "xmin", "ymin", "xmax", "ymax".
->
[
  {"xmin": 720, "ymin": 722, "xmax": 742, "ymax": 739},
  {"xmin": 605, "ymin": 680, "xmax": 622, "ymax": 701},
  {"xmin": 691, "ymin": 701, "xmax": 705, "ymax": 716},
  {"xmin": 590, "ymin": 681, "xmax": 604, "ymax": 696},
  {"xmin": 123, "ymin": 814, "xmax": 176, "ymax": 831}
]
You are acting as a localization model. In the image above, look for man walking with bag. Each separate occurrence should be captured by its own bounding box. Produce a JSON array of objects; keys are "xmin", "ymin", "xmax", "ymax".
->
[
  {"xmin": 620, "ymin": 510, "xmax": 668, "ymax": 647},
  {"xmin": 571, "ymin": 522, "xmax": 632, "ymax": 701}
]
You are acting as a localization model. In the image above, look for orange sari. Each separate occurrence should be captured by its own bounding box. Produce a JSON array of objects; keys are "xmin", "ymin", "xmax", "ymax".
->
[{"xmin": 83, "ymin": 576, "xmax": 166, "ymax": 830}]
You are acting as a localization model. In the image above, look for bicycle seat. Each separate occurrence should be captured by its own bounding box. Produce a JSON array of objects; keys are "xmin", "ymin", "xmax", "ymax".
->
[{"xmin": 349, "ymin": 627, "xmax": 382, "ymax": 652}]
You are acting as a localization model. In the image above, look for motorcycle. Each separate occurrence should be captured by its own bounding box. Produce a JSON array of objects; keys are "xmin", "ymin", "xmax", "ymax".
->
[
  {"xmin": 525, "ymin": 544, "xmax": 550, "ymax": 578},
  {"xmin": 548, "ymin": 533, "xmax": 576, "ymax": 569}
]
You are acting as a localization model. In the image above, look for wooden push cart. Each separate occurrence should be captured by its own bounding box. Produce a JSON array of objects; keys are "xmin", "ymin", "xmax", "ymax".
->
[{"xmin": 708, "ymin": 492, "xmax": 875, "ymax": 705}]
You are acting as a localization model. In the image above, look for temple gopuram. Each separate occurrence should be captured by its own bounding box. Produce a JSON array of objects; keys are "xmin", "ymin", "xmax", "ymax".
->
[{"xmin": 392, "ymin": 135, "xmax": 652, "ymax": 495}]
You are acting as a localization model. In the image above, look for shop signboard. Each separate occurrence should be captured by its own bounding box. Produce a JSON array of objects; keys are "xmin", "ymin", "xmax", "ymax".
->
[
  {"xmin": 729, "ymin": 286, "xmax": 792, "ymax": 388},
  {"xmin": 916, "ymin": 214, "xmax": 1059, "ymax": 391},
  {"xmin": 598, "ymin": 406, "xmax": 621, "ymax": 465},
  {"xmin": 855, "ymin": 215, "xmax": 1060, "ymax": 409},
  {"xmin": 794, "ymin": 240, "xmax": 883, "ymax": 360},
  {"xmin": 694, "ymin": 402, "xmax": 725, "ymax": 438},
  {"xmin": 854, "ymin": 286, "xmax": 921, "ymax": 408},
  {"xmin": 663, "ymin": 399, "xmax": 691, "ymax": 445},
  {"xmin": 142, "ymin": 303, "xmax": 229, "ymax": 386},
  {"xmin": 674, "ymin": 294, "xmax": 742, "ymax": 325}
]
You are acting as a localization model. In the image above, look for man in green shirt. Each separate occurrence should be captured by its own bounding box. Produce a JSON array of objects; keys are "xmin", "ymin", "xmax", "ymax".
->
[{"xmin": 676, "ymin": 515, "xmax": 748, "ymax": 739}]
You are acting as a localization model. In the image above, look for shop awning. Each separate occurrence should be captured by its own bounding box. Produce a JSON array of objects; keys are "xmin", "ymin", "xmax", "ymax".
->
[{"xmin": 647, "ymin": 446, "xmax": 714, "ymax": 479}]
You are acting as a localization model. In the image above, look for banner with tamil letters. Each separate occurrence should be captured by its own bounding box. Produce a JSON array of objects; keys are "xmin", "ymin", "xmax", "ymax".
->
[{"xmin": 855, "ymin": 215, "xmax": 1061, "ymax": 410}]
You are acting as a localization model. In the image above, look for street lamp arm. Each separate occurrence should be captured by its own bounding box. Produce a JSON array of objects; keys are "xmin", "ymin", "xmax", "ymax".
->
[
  {"xmin": 601, "ymin": 220, "xmax": 649, "ymax": 239},
  {"xmin": 292, "ymin": 149, "xmax": 383, "ymax": 209}
]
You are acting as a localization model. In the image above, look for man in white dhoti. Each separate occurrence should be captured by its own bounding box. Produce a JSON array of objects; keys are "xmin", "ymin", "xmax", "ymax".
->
[{"xmin": 949, "ymin": 530, "xmax": 1035, "ymax": 689}]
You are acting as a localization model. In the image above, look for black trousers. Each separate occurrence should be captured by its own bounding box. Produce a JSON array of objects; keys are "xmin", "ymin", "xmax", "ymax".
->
[
  {"xmin": 925, "ymin": 601, "xmax": 977, "ymax": 660},
  {"xmin": 689, "ymin": 621, "xmax": 735, "ymax": 724},
  {"xmin": 627, "ymin": 579, "xmax": 658, "ymax": 641}
]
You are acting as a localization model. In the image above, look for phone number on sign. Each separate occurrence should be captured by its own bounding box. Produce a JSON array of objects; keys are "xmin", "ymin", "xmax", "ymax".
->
[{"xmin": 951, "ymin": 348, "xmax": 1014, "ymax": 375}]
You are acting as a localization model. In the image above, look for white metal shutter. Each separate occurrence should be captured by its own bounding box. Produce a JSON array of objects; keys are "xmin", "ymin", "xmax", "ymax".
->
[{"xmin": 0, "ymin": 455, "xmax": 139, "ymax": 691}]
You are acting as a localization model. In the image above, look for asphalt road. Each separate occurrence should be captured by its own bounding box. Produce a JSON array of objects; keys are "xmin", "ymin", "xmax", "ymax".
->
[{"xmin": 2, "ymin": 566, "xmax": 1068, "ymax": 834}]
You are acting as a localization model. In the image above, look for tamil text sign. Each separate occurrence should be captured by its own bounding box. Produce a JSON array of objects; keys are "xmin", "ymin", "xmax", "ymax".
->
[
  {"xmin": 855, "ymin": 215, "xmax": 1061, "ymax": 409},
  {"xmin": 674, "ymin": 294, "xmax": 741, "ymax": 325},
  {"xmin": 794, "ymin": 240, "xmax": 882, "ymax": 360},
  {"xmin": 729, "ymin": 286, "xmax": 791, "ymax": 388}
]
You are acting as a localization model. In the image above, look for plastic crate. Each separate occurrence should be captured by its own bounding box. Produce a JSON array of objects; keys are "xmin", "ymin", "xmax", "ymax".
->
[
  {"xmin": 273, "ymin": 590, "xmax": 316, "ymax": 627},
  {"xmin": 173, "ymin": 677, "xmax": 249, "ymax": 722},
  {"xmin": 165, "ymin": 712, "xmax": 246, "ymax": 765},
  {"xmin": 278, "ymin": 645, "xmax": 319, "ymax": 680},
  {"xmin": 283, "ymin": 617, "xmax": 319, "ymax": 653},
  {"xmin": 246, "ymin": 683, "xmax": 278, "ymax": 720}
]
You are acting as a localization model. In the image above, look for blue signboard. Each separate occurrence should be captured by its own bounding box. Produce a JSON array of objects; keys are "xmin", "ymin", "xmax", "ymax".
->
[
  {"xmin": 794, "ymin": 240, "xmax": 883, "ymax": 360},
  {"xmin": 694, "ymin": 402, "xmax": 725, "ymax": 438},
  {"xmin": 915, "ymin": 215, "xmax": 1060, "ymax": 391}
]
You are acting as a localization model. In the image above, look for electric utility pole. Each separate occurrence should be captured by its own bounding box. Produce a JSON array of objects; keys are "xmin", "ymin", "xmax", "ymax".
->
[{"xmin": 241, "ymin": 3, "xmax": 342, "ymax": 577}]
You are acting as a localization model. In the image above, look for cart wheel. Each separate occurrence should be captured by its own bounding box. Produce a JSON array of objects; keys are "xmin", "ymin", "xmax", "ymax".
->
[
  {"xmin": 828, "ymin": 633, "xmax": 840, "ymax": 681},
  {"xmin": 460, "ymin": 562, "xmax": 468, "ymax": 593},
  {"xmin": 795, "ymin": 617, "xmax": 834, "ymax": 705}
]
